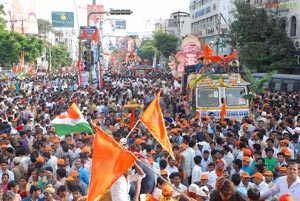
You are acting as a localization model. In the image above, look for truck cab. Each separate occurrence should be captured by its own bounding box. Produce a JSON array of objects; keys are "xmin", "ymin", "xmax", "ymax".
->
[{"xmin": 188, "ymin": 73, "xmax": 250, "ymax": 120}]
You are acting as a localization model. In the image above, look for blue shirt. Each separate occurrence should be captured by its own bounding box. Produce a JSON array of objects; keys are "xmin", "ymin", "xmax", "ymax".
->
[
  {"xmin": 242, "ymin": 166, "xmax": 253, "ymax": 175},
  {"xmin": 195, "ymin": 63, "xmax": 203, "ymax": 71},
  {"xmin": 78, "ymin": 167, "xmax": 90, "ymax": 186},
  {"xmin": 22, "ymin": 196, "xmax": 43, "ymax": 201}
]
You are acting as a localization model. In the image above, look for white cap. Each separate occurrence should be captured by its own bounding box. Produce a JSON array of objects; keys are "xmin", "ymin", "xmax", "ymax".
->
[
  {"xmin": 188, "ymin": 184, "xmax": 199, "ymax": 194},
  {"xmin": 196, "ymin": 186, "xmax": 209, "ymax": 197},
  {"xmin": 120, "ymin": 138, "xmax": 127, "ymax": 145},
  {"xmin": 13, "ymin": 157, "xmax": 22, "ymax": 164},
  {"xmin": 261, "ymin": 111, "xmax": 267, "ymax": 117}
]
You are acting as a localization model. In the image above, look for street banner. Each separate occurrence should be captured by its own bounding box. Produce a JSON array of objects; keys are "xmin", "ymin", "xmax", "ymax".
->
[
  {"xmin": 12, "ymin": 0, "xmax": 38, "ymax": 34},
  {"xmin": 80, "ymin": 26, "xmax": 97, "ymax": 40},
  {"xmin": 87, "ymin": 5, "xmax": 104, "ymax": 28}
]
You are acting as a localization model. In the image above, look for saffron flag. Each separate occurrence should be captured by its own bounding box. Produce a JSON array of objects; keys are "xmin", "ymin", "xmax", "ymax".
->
[
  {"xmin": 129, "ymin": 108, "xmax": 135, "ymax": 129},
  {"xmin": 146, "ymin": 193, "xmax": 158, "ymax": 201},
  {"xmin": 88, "ymin": 126, "xmax": 137, "ymax": 201},
  {"xmin": 51, "ymin": 103, "xmax": 93, "ymax": 136},
  {"xmin": 139, "ymin": 90, "xmax": 175, "ymax": 159},
  {"xmin": 220, "ymin": 99, "xmax": 227, "ymax": 122}
]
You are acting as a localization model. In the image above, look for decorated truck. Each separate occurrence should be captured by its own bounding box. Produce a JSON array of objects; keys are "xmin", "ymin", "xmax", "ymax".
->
[
  {"xmin": 188, "ymin": 73, "xmax": 250, "ymax": 120},
  {"xmin": 169, "ymin": 34, "xmax": 250, "ymax": 120}
]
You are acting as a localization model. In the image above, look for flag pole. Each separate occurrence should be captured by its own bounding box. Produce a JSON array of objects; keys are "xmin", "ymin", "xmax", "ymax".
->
[
  {"xmin": 125, "ymin": 119, "xmax": 141, "ymax": 140},
  {"xmin": 137, "ymin": 158, "xmax": 191, "ymax": 200}
]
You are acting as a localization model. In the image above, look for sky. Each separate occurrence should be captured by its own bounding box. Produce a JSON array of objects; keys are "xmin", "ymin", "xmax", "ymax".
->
[{"xmin": 34, "ymin": 0, "xmax": 190, "ymax": 35}]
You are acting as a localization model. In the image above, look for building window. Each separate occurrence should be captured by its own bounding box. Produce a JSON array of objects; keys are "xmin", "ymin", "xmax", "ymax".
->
[{"xmin": 290, "ymin": 16, "xmax": 297, "ymax": 37}]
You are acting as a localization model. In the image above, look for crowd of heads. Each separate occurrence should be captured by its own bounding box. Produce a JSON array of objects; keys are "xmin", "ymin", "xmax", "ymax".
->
[{"xmin": 0, "ymin": 68, "xmax": 299, "ymax": 200}]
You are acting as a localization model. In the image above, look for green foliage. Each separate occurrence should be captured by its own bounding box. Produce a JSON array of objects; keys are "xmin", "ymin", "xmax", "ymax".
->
[
  {"xmin": 38, "ymin": 19, "xmax": 52, "ymax": 35},
  {"xmin": 49, "ymin": 45, "xmax": 72, "ymax": 70},
  {"xmin": 24, "ymin": 36, "xmax": 46, "ymax": 63},
  {"xmin": 152, "ymin": 31, "xmax": 178, "ymax": 58},
  {"xmin": 0, "ymin": 6, "xmax": 45, "ymax": 66},
  {"xmin": 242, "ymin": 65, "xmax": 277, "ymax": 115},
  {"xmin": 0, "ymin": 4, "xmax": 6, "ymax": 31},
  {"xmin": 229, "ymin": 2, "xmax": 294, "ymax": 73},
  {"xmin": 139, "ymin": 43, "xmax": 156, "ymax": 64},
  {"xmin": 0, "ymin": 30, "xmax": 45, "ymax": 66}
]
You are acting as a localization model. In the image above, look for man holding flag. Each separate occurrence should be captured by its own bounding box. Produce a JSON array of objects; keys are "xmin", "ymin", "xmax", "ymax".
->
[{"xmin": 111, "ymin": 161, "xmax": 145, "ymax": 201}]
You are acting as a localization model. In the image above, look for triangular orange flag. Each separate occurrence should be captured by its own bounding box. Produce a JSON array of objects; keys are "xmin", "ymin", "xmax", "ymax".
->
[
  {"xmin": 87, "ymin": 126, "xmax": 137, "ymax": 201},
  {"xmin": 220, "ymin": 99, "xmax": 227, "ymax": 122},
  {"xmin": 129, "ymin": 108, "xmax": 135, "ymax": 129},
  {"xmin": 146, "ymin": 193, "xmax": 158, "ymax": 201},
  {"xmin": 224, "ymin": 51, "xmax": 237, "ymax": 61},
  {"xmin": 139, "ymin": 90, "xmax": 175, "ymax": 159}
]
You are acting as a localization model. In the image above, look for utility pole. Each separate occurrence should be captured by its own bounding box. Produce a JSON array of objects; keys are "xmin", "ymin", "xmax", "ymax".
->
[
  {"xmin": 173, "ymin": 11, "xmax": 189, "ymax": 49},
  {"xmin": 92, "ymin": 0, "xmax": 96, "ymax": 4},
  {"xmin": 177, "ymin": 11, "xmax": 181, "ymax": 40},
  {"xmin": 216, "ymin": 14, "xmax": 221, "ymax": 56}
]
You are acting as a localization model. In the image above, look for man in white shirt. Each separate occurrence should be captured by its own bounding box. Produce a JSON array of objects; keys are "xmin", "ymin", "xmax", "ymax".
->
[
  {"xmin": 111, "ymin": 162, "xmax": 145, "ymax": 201},
  {"xmin": 260, "ymin": 160, "xmax": 300, "ymax": 201},
  {"xmin": 0, "ymin": 161, "xmax": 14, "ymax": 182},
  {"xmin": 251, "ymin": 172, "xmax": 269, "ymax": 194},
  {"xmin": 166, "ymin": 157, "xmax": 178, "ymax": 175},
  {"xmin": 191, "ymin": 156, "xmax": 202, "ymax": 183}
]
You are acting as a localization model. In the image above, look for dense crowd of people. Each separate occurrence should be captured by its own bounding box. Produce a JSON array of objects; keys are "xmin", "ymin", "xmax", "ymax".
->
[{"xmin": 0, "ymin": 68, "xmax": 299, "ymax": 201}]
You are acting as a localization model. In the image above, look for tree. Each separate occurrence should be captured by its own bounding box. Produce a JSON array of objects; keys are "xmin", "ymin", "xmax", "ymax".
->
[
  {"xmin": 139, "ymin": 43, "xmax": 156, "ymax": 64},
  {"xmin": 0, "ymin": 31, "xmax": 45, "ymax": 67},
  {"xmin": 38, "ymin": 19, "xmax": 52, "ymax": 35},
  {"xmin": 229, "ymin": 2, "xmax": 294, "ymax": 73},
  {"xmin": 0, "ymin": 4, "xmax": 6, "ymax": 31},
  {"xmin": 49, "ymin": 45, "xmax": 72, "ymax": 70},
  {"xmin": 23, "ymin": 36, "xmax": 46, "ymax": 63},
  {"xmin": 152, "ymin": 31, "xmax": 178, "ymax": 59}
]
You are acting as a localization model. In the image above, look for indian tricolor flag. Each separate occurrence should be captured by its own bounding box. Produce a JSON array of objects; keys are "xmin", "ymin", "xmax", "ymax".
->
[{"xmin": 51, "ymin": 103, "xmax": 93, "ymax": 136}]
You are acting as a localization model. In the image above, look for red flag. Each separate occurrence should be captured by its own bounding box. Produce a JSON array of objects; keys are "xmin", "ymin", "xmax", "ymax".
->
[
  {"xmin": 139, "ymin": 90, "xmax": 175, "ymax": 158},
  {"xmin": 129, "ymin": 108, "xmax": 135, "ymax": 129},
  {"xmin": 220, "ymin": 99, "xmax": 227, "ymax": 122},
  {"xmin": 92, "ymin": 29, "xmax": 99, "ymax": 42},
  {"xmin": 81, "ymin": 29, "xmax": 87, "ymax": 39},
  {"xmin": 21, "ymin": 50, "xmax": 25, "ymax": 69},
  {"xmin": 76, "ymin": 58, "xmax": 82, "ymax": 86},
  {"xmin": 87, "ymin": 126, "xmax": 137, "ymax": 201}
]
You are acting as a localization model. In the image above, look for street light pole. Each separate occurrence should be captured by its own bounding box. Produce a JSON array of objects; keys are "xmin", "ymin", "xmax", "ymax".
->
[{"xmin": 216, "ymin": 14, "xmax": 221, "ymax": 56}]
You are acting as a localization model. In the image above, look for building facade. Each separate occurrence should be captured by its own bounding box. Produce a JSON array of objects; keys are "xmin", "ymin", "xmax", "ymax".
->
[{"xmin": 189, "ymin": 0, "xmax": 234, "ymax": 55}]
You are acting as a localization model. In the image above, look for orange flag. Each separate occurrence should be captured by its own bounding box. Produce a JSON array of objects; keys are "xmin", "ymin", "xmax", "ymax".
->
[
  {"xmin": 224, "ymin": 51, "xmax": 237, "ymax": 61},
  {"xmin": 220, "ymin": 99, "xmax": 227, "ymax": 122},
  {"xmin": 129, "ymin": 108, "xmax": 135, "ymax": 129},
  {"xmin": 146, "ymin": 193, "xmax": 158, "ymax": 201},
  {"xmin": 87, "ymin": 126, "xmax": 137, "ymax": 201},
  {"xmin": 139, "ymin": 90, "xmax": 175, "ymax": 159}
]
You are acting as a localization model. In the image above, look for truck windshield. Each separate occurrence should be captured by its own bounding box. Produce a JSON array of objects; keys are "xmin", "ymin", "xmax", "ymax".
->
[
  {"xmin": 197, "ymin": 88, "xmax": 220, "ymax": 107},
  {"xmin": 225, "ymin": 87, "xmax": 247, "ymax": 106}
]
